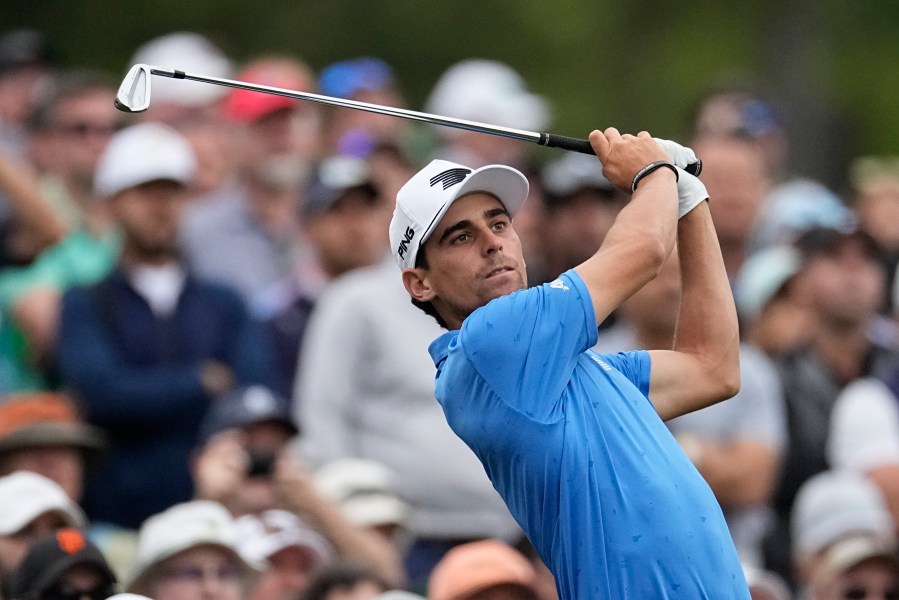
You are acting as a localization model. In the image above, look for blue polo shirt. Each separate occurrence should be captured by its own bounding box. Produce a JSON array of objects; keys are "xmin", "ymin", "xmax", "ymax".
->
[{"xmin": 428, "ymin": 270, "xmax": 749, "ymax": 599}]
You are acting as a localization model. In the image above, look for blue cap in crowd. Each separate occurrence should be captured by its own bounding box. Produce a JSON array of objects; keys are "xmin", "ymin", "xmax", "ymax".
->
[
  {"xmin": 198, "ymin": 385, "xmax": 298, "ymax": 445},
  {"xmin": 319, "ymin": 57, "xmax": 394, "ymax": 99}
]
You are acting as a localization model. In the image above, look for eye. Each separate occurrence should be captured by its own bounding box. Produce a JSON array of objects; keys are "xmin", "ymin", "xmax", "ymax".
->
[{"xmin": 451, "ymin": 232, "xmax": 471, "ymax": 245}]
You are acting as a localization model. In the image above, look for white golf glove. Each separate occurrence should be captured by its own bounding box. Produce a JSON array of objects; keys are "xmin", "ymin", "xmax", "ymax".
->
[
  {"xmin": 654, "ymin": 138, "xmax": 699, "ymax": 171},
  {"xmin": 676, "ymin": 167, "xmax": 709, "ymax": 219}
]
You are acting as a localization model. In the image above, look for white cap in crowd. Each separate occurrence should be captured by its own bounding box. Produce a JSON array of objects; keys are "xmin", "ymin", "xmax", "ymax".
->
[
  {"xmin": 93, "ymin": 122, "xmax": 197, "ymax": 199},
  {"xmin": 425, "ymin": 59, "xmax": 549, "ymax": 134},
  {"xmin": 791, "ymin": 469, "xmax": 895, "ymax": 561},
  {"xmin": 128, "ymin": 32, "xmax": 233, "ymax": 107},
  {"xmin": 0, "ymin": 471, "xmax": 85, "ymax": 535},
  {"xmin": 314, "ymin": 458, "xmax": 410, "ymax": 529},
  {"xmin": 810, "ymin": 534, "xmax": 899, "ymax": 591},
  {"xmin": 127, "ymin": 500, "xmax": 255, "ymax": 593},
  {"xmin": 733, "ymin": 244, "xmax": 802, "ymax": 323},
  {"xmin": 389, "ymin": 159, "xmax": 529, "ymax": 270},
  {"xmin": 234, "ymin": 509, "xmax": 333, "ymax": 567}
]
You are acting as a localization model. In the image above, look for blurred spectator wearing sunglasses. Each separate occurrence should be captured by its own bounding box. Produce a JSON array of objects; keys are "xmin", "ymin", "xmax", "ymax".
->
[{"xmin": 9, "ymin": 528, "xmax": 116, "ymax": 600}]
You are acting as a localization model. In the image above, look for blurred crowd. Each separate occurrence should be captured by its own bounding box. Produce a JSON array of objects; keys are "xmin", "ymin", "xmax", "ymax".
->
[{"xmin": 0, "ymin": 27, "xmax": 898, "ymax": 600}]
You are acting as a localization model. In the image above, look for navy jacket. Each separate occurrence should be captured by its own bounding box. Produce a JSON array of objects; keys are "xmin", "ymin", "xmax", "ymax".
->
[{"xmin": 56, "ymin": 268, "xmax": 276, "ymax": 528}]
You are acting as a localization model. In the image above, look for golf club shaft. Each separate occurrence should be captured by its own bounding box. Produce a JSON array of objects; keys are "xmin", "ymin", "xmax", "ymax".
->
[{"xmin": 148, "ymin": 67, "xmax": 595, "ymax": 156}]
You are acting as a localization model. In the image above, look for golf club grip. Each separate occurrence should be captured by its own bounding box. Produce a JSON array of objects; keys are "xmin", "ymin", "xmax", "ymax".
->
[{"xmin": 539, "ymin": 133, "xmax": 702, "ymax": 176}]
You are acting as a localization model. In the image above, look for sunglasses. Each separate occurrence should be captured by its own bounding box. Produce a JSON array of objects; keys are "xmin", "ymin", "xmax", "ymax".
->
[
  {"xmin": 41, "ymin": 582, "xmax": 115, "ymax": 600},
  {"xmin": 842, "ymin": 586, "xmax": 899, "ymax": 600},
  {"xmin": 159, "ymin": 562, "xmax": 242, "ymax": 584},
  {"xmin": 54, "ymin": 121, "xmax": 120, "ymax": 138}
]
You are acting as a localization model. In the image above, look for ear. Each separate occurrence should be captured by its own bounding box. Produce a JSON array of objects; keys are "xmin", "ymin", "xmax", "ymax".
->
[{"xmin": 402, "ymin": 268, "xmax": 436, "ymax": 302}]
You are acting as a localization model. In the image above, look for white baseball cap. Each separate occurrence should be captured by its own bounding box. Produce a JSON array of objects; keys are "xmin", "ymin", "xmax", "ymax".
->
[
  {"xmin": 425, "ymin": 60, "xmax": 550, "ymax": 135},
  {"xmin": 93, "ymin": 122, "xmax": 197, "ymax": 199},
  {"xmin": 129, "ymin": 32, "xmax": 233, "ymax": 107},
  {"xmin": 0, "ymin": 471, "xmax": 85, "ymax": 535},
  {"xmin": 127, "ymin": 500, "xmax": 255, "ymax": 593},
  {"xmin": 389, "ymin": 159, "xmax": 529, "ymax": 270},
  {"xmin": 791, "ymin": 470, "xmax": 895, "ymax": 561},
  {"xmin": 234, "ymin": 509, "xmax": 333, "ymax": 566},
  {"xmin": 314, "ymin": 458, "xmax": 409, "ymax": 528}
]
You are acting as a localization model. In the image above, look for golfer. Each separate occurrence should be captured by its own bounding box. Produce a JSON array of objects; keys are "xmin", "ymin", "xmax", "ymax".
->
[{"xmin": 390, "ymin": 128, "xmax": 748, "ymax": 598}]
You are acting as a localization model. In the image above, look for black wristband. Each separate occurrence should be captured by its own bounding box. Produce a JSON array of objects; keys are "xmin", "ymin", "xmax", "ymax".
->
[{"xmin": 631, "ymin": 161, "xmax": 679, "ymax": 192}]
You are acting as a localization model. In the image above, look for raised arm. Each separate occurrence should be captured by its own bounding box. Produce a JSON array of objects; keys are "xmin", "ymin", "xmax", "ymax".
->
[
  {"xmin": 648, "ymin": 189, "xmax": 740, "ymax": 420},
  {"xmin": 574, "ymin": 129, "xmax": 679, "ymax": 325}
]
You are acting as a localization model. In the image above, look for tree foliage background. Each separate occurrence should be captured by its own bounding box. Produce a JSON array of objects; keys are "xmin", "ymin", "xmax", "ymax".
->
[{"xmin": 8, "ymin": 0, "xmax": 899, "ymax": 191}]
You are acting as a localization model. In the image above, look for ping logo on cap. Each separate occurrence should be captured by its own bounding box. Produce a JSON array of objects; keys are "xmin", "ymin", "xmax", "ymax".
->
[
  {"xmin": 396, "ymin": 226, "xmax": 415, "ymax": 261},
  {"xmin": 430, "ymin": 168, "xmax": 471, "ymax": 190}
]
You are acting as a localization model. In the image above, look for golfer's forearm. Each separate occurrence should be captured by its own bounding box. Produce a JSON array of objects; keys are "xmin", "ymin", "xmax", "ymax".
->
[{"xmin": 674, "ymin": 203, "xmax": 740, "ymax": 396}]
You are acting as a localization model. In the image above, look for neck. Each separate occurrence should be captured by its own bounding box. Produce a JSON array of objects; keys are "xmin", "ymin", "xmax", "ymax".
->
[{"xmin": 120, "ymin": 247, "xmax": 180, "ymax": 269}]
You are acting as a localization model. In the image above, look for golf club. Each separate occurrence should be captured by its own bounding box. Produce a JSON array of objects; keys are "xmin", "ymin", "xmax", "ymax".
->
[{"xmin": 114, "ymin": 63, "xmax": 701, "ymax": 176}]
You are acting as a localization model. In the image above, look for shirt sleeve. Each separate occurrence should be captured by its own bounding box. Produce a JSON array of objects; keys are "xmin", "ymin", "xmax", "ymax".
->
[
  {"xmin": 457, "ymin": 270, "xmax": 597, "ymax": 420},
  {"xmin": 827, "ymin": 377, "xmax": 899, "ymax": 471}
]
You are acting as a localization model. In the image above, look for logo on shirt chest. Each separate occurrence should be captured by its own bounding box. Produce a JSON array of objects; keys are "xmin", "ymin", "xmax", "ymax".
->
[{"xmin": 587, "ymin": 351, "xmax": 613, "ymax": 372}]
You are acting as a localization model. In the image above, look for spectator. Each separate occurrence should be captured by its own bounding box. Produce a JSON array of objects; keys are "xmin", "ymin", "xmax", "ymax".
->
[
  {"xmin": 424, "ymin": 59, "xmax": 549, "ymax": 169},
  {"xmin": 828, "ymin": 378, "xmax": 899, "ymax": 537},
  {"xmin": 734, "ymin": 244, "xmax": 809, "ymax": 358},
  {"xmin": 125, "ymin": 500, "xmax": 257, "ymax": 600},
  {"xmin": 427, "ymin": 540, "xmax": 539, "ymax": 600},
  {"xmin": 0, "ymin": 391, "xmax": 105, "ymax": 501},
  {"xmin": 180, "ymin": 55, "xmax": 322, "ymax": 303},
  {"xmin": 691, "ymin": 134, "xmax": 771, "ymax": 281},
  {"xmin": 9, "ymin": 527, "xmax": 116, "ymax": 600},
  {"xmin": 258, "ymin": 154, "xmax": 391, "ymax": 398},
  {"xmin": 0, "ymin": 28, "xmax": 54, "ymax": 268},
  {"xmin": 791, "ymin": 470, "xmax": 897, "ymax": 599},
  {"xmin": 299, "ymin": 562, "xmax": 390, "ymax": 600},
  {"xmin": 848, "ymin": 155, "xmax": 899, "ymax": 313},
  {"xmin": 292, "ymin": 254, "xmax": 521, "ymax": 591},
  {"xmin": 593, "ymin": 252, "xmax": 788, "ymax": 568},
  {"xmin": 234, "ymin": 509, "xmax": 334, "ymax": 600},
  {"xmin": 55, "ymin": 122, "xmax": 276, "ymax": 529},
  {"xmin": 193, "ymin": 385, "xmax": 299, "ymax": 516},
  {"xmin": 765, "ymin": 226, "xmax": 899, "ymax": 586},
  {"xmin": 534, "ymin": 152, "xmax": 625, "ymax": 286},
  {"xmin": 313, "ymin": 458, "xmax": 411, "ymax": 546},
  {"xmin": 128, "ymin": 32, "xmax": 236, "ymax": 196},
  {"xmin": 193, "ymin": 385, "xmax": 404, "ymax": 587},
  {"xmin": 317, "ymin": 57, "xmax": 416, "ymax": 160},
  {"xmin": 0, "ymin": 70, "xmax": 122, "ymax": 392},
  {"xmin": 0, "ymin": 471, "xmax": 85, "ymax": 588}
]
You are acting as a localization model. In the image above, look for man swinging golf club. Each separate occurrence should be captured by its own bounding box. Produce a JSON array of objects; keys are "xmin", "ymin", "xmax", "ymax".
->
[{"xmin": 390, "ymin": 128, "xmax": 748, "ymax": 599}]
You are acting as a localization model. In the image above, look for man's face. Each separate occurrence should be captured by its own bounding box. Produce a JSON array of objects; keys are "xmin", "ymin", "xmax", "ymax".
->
[
  {"xmin": 0, "ymin": 445, "xmax": 85, "ymax": 501},
  {"xmin": 112, "ymin": 180, "xmax": 188, "ymax": 261},
  {"xmin": 242, "ymin": 107, "xmax": 321, "ymax": 190},
  {"xmin": 149, "ymin": 546, "xmax": 244, "ymax": 600},
  {"xmin": 696, "ymin": 137, "xmax": 769, "ymax": 246},
  {"xmin": 0, "ymin": 511, "xmax": 70, "ymax": 574},
  {"xmin": 405, "ymin": 193, "xmax": 527, "ymax": 328},
  {"xmin": 46, "ymin": 89, "xmax": 119, "ymax": 186},
  {"xmin": 305, "ymin": 188, "xmax": 390, "ymax": 278},
  {"xmin": 801, "ymin": 240, "xmax": 885, "ymax": 327}
]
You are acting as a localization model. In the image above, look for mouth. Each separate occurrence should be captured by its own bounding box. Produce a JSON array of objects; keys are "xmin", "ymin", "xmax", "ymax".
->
[{"xmin": 485, "ymin": 265, "xmax": 515, "ymax": 279}]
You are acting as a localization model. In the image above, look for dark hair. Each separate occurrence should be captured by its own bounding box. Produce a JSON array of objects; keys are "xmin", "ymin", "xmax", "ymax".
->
[
  {"xmin": 410, "ymin": 244, "xmax": 450, "ymax": 330},
  {"xmin": 299, "ymin": 561, "xmax": 390, "ymax": 600}
]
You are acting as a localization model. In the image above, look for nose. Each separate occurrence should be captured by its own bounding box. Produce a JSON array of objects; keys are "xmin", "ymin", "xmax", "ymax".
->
[{"xmin": 482, "ymin": 227, "xmax": 503, "ymax": 256}]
